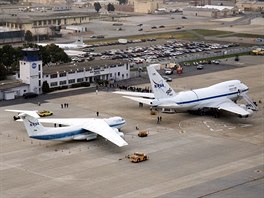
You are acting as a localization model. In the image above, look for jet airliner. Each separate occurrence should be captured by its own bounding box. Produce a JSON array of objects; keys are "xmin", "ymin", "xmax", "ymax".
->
[
  {"xmin": 114, "ymin": 65, "xmax": 258, "ymax": 117},
  {"xmin": 6, "ymin": 110, "xmax": 128, "ymax": 147}
]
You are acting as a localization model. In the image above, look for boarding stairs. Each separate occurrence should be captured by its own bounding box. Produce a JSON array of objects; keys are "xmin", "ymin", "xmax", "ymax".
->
[{"xmin": 240, "ymin": 92, "xmax": 258, "ymax": 111}]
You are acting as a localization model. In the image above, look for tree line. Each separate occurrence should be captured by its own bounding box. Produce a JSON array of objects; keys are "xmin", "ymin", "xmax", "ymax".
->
[{"xmin": 0, "ymin": 43, "xmax": 71, "ymax": 80}]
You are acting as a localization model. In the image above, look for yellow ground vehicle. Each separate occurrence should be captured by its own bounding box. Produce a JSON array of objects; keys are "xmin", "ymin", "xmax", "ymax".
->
[
  {"xmin": 38, "ymin": 110, "xmax": 53, "ymax": 117},
  {"xmin": 138, "ymin": 130, "xmax": 149, "ymax": 137},
  {"xmin": 130, "ymin": 152, "xmax": 148, "ymax": 163}
]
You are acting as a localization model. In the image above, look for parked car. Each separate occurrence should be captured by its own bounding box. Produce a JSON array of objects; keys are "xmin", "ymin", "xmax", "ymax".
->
[
  {"xmin": 162, "ymin": 76, "xmax": 172, "ymax": 82},
  {"xmin": 38, "ymin": 110, "xmax": 53, "ymax": 117},
  {"xmin": 23, "ymin": 92, "xmax": 38, "ymax": 99},
  {"xmin": 164, "ymin": 69, "xmax": 173, "ymax": 75},
  {"xmin": 197, "ymin": 64, "xmax": 204, "ymax": 70}
]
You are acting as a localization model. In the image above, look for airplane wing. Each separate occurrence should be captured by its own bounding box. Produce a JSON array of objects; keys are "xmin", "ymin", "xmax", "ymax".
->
[
  {"xmin": 205, "ymin": 99, "xmax": 250, "ymax": 116},
  {"xmin": 123, "ymin": 96, "xmax": 153, "ymax": 105},
  {"xmin": 81, "ymin": 119, "xmax": 128, "ymax": 147},
  {"xmin": 114, "ymin": 91, "xmax": 154, "ymax": 99},
  {"xmin": 38, "ymin": 118, "xmax": 128, "ymax": 147}
]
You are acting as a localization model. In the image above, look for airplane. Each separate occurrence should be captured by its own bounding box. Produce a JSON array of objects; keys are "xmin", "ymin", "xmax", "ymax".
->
[
  {"xmin": 5, "ymin": 110, "xmax": 128, "ymax": 147},
  {"xmin": 64, "ymin": 50, "xmax": 88, "ymax": 57},
  {"xmin": 37, "ymin": 38, "xmax": 88, "ymax": 50},
  {"xmin": 114, "ymin": 65, "xmax": 258, "ymax": 118}
]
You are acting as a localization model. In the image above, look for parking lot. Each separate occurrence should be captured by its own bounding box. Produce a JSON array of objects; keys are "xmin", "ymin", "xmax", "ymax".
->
[
  {"xmin": 72, "ymin": 38, "xmax": 251, "ymax": 68},
  {"xmin": 0, "ymin": 55, "xmax": 263, "ymax": 197}
]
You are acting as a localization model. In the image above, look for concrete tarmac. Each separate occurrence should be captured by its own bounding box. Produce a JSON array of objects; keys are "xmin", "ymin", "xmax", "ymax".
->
[{"xmin": 0, "ymin": 57, "xmax": 263, "ymax": 198}]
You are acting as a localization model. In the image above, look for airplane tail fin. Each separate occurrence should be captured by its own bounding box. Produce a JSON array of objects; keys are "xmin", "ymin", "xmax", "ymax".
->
[
  {"xmin": 5, "ymin": 110, "xmax": 45, "ymax": 137},
  {"xmin": 147, "ymin": 65, "xmax": 177, "ymax": 99}
]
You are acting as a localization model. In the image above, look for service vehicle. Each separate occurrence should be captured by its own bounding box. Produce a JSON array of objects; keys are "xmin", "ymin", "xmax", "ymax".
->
[
  {"xmin": 138, "ymin": 130, "xmax": 149, "ymax": 137},
  {"xmin": 130, "ymin": 152, "xmax": 148, "ymax": 163}
]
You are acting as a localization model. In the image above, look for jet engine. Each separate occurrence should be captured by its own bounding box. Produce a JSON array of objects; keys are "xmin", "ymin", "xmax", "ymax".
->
[
  {"xmin": 113, "ymin": 128, "xmax": 124, "ymax": 137},
  {"xmin": 238, "ymin": 104, "xmax": 253, "ymax": 118}
]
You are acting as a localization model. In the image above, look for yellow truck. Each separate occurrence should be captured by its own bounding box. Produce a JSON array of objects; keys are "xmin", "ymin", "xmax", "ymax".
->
[
  {"xmin": 130, "ymin": 152, "xmax": 149, "ymax": 163},
  {"xmin": 138, "ymin": 130, "xmax": 149, "ymax": 137}
]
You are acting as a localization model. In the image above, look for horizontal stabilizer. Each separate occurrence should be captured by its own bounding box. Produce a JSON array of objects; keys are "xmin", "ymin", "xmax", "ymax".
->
[
  {"xmin": 114, "ymin": 91, "xmax": 154, "ymax": 99},
  {"xmin": 5, "ymin": 109, "xmax": 40, "ymax": 118},
  {"xmin": 123, "ymin": 96, "xmax": 152, "ymax": 105}
]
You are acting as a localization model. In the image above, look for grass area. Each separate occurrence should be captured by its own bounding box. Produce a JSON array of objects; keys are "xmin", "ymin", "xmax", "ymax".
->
[
  {"xmin": 219, "ymin": 33, "xmax": 264, "ymax": 39},
  {"xmin": 191, "ymin": 29, "xmax": 233, "ymax": 36},
  {"xmin": 180, "ymin": 52, "xmax": 250, "ymax": 64}
]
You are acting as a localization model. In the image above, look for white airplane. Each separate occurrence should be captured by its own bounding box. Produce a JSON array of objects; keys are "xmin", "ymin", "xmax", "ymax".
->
[
  {"xmin": 64, "ymin": 50, "xmax": 87, "ymax": 57},
  {"xmin": 6, "ymin": 110, "xmax": 128, "ymax": 147},
  {"xmin": 37, "ymin": 38, "xmax": 88, "ymax": 50},
  {"xmin": 114, "ymin": 65, "xmax": 258, "ymax": 117}
]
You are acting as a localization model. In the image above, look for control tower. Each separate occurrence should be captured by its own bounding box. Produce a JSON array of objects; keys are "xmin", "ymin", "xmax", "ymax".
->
[{"xmin": 19, "ymin": 48, "xmax": 43, "ymax": 94}]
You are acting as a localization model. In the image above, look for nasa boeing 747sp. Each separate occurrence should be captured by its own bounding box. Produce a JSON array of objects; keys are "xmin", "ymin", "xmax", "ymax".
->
[
  {"xmin": 5, "ymin": 110, "xmax": 128, "ymax": 147},
  {"xmin": 114, "ymin": 65, "xmax": 258, "ymax": 118}
]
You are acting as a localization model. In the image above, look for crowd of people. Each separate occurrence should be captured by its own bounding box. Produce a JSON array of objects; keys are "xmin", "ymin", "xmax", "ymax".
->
[{"xmin": 117, "ymin": 85, "xmax": 152, "ymax": 93}]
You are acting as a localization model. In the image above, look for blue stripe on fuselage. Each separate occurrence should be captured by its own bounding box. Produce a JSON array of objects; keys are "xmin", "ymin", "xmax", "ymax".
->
[
  {"xmin": 177, "ymin": 89, "xmax": 248, "ymax": 105},
  {"xmin": 30, "ymin": 129, "xmax": 85, "ymax": 140}
]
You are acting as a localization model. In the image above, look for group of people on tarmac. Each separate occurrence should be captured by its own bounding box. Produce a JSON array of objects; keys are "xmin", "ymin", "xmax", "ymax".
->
[
  {"xmin": 61, "ymin": 103, "xmax": 69, "ymax": 109},
  {"xmin": 118, "ymin": 85, "xmax": 151, "ymax": 93}
]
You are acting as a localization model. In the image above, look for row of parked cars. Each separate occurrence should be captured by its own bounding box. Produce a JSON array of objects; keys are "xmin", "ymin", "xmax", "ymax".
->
[{"xmin": 82, "ymin": 40, "xmax": 239, "ymax": 65}]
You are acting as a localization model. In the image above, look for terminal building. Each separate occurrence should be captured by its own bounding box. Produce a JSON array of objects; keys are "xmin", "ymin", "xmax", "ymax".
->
[{"xmin": 0, "ymin": 48, "xmax": 130, "ymax": 100}]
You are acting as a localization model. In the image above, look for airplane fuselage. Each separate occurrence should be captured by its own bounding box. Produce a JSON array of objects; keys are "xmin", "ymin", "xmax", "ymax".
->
[
  {"xmin": 152, "ymin": 80, "xmax": 248, "ymax": 112},
  {"xmin": 30, "ymin": 117, "xmax": 126, "ymax": 141}
]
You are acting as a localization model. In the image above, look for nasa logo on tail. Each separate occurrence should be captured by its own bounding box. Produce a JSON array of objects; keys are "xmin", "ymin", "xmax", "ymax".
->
[
  {"xmin": 153, "ymin": 80, "xmax": 165, "ymax": 88},
  {"xmin": 28, "ymin": 120, "xmax": 40, "ymax": 127}
]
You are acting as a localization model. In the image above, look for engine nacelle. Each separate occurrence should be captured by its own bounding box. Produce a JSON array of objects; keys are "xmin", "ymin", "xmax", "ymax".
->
[
  {"xmin": 150, "ymin": 99, "xmax": 160, "ymax": 107},
  {"xmin": 113, "ymin": 128, "xmax": 124, "ymax": 137},
  {"xmin": 238, "ymin": 104, "xmax": 253, "ymax": 118}
]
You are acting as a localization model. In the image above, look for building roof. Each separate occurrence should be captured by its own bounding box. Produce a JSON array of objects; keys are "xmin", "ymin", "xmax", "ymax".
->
[
  {"xmin": 184, "ymin": 5, "xmax": 235, "ymax": 12},
  {"xmin": 196, "ymin": 5, "xmax": 235, "ymax": 11},
  {"xmin": 43, "ymin": 59, "xmax": 128, "ymax": 75},
  {"xmin": 3, "ymin": 12, "xmax": 97, "ymax": 24},
  {"xmin": 0, "ymin": 80, "xmax": 27, "ymax": 91}
]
